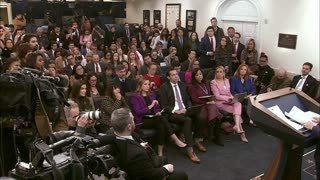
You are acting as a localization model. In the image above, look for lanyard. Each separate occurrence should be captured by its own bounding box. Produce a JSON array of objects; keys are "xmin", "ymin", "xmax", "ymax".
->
[{"xmin": 199, "ymin": 83, "xmax": 209, "ymax": 95}]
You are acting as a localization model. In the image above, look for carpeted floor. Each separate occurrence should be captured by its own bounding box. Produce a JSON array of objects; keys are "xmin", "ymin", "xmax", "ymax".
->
[{"xmin": 162, "ymin": 124, "xmax": 317, "ymax": 180}]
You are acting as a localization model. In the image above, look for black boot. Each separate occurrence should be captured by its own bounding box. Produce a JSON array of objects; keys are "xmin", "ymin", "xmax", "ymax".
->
[
  {"xmin": 207, "ymin": 120, "xmax": 215, "ymax": 140},
  {"xmin": 212, "ymin": 119, "xmax": 224, "ymax": 146}
]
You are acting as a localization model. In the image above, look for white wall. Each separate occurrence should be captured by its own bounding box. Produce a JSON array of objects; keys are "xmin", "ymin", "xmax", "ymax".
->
[
  {"xmin": 126, "ymin": 0, "xmax": 218, "ymax": 35},
  {"xmin": 126, "ymin": 0, "xmax": 320, "ymax": 79}
]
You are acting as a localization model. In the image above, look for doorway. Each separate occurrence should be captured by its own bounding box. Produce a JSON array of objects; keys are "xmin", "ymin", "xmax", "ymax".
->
[{"xmin": 216, "ymin": 0, "xmax": 261, "ymax": 51}]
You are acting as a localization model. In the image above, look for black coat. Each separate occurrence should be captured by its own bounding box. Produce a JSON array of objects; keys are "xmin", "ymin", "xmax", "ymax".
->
[
  {"xmin": 290, "ymin": 74, "xmax": 318, "ymax": 99},
  {"xmin": 111, "ymin": 134, "xmax": 169, "ymax": 180}
]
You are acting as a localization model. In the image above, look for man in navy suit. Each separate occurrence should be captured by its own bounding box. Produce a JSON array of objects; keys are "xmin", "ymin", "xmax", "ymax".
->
[
  {"xmin": 231, "ymin": 32, "xmax": 245, "ymax": 73},
  {"xmin": 290, "ymin": 62, "xmax": 318, "ymax": 100},
  {"xmin": 198, "ymin": 26, "xmax": 218, "ymax": 68},
  {"xmin": 121, "ymin": 22, "xmax": 133, "ymax": 46},
  {"xmin": 113, "ymin": 65, "xmax": 137, "ymax": 96},
  {"xmin": 303, "ymin": 117, "xmax": 320, "ymax": 179},
  {"xmin": 62, "ymin": 54, "xmax": 76, "ymax": 77},
  {"xmin": 86, "ymin": 54, "xmax": 105, "ymax": 75},
  {"xmin": 160, "ymin": 69, "xmax": 206, "ymax": 163},
  {"xmin": 172, "ymin": 28, "xmax": 189, "ymax": 63}
]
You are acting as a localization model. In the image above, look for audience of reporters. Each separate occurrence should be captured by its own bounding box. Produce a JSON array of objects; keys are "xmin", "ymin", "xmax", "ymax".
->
[{"xmin": 1, "ymin": 14, "xmax": 320, "ymax": 178}]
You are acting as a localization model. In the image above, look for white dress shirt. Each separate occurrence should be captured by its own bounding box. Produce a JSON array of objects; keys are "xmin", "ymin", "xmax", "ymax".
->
[{"xmin": 170, "ymin": 82, "xmax": 186, "ymax": 113}]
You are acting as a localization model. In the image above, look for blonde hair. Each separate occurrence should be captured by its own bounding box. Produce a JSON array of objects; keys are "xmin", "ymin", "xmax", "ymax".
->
[
  {"xmin": 214, "ymin": 65, "xmax": 226, "ymax": 80},
  {"xmin": 136, "ymin": 77, "xmax": 151, "ymax": 96}
]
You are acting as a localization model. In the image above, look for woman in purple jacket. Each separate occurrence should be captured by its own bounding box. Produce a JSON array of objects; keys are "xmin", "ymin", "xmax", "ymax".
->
[{"xmin": 130, "ymin": 77, "xmax": 186, "ymax": 156}]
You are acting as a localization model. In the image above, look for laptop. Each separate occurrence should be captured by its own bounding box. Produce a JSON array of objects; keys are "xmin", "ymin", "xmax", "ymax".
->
[
  {"xmin": 186, "ymin": 105, "xmax": 203, "ymax": 116},
  {"xmin": 223, "ymin": 92, "xmax": 247, "ymax": 104}
]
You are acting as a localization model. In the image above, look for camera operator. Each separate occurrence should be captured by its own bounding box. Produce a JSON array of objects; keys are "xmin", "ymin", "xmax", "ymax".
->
[
  {"xmin": 92, "ymin": 25, "xmax": 105, "ymax": 48},
  {"xmin": 111, "ymin": 108, "xmax": 188, "ymax": 180}
]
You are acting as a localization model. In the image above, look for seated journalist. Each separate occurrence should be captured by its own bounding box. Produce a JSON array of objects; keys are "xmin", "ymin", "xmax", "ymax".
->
[{"xmin": 111, "ymin": 108, "xmax": 188, "ymax": 180}]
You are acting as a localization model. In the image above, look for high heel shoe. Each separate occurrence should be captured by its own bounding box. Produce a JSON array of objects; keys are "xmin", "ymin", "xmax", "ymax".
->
[
  {"xmin": 249, "ymin": 120, "xmax": 257, "ymax": 127},
  {"xmin": 240, "ymin": 133, "xmax": 248, "ymax": 143},
  {"xmin": 233, "ymin": 126, "xmax": 244, "ymax": 134}
]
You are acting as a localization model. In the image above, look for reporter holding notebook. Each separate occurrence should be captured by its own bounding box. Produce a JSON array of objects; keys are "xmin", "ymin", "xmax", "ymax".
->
[
  {"xmin": 130, "ymin": 77, "xmax": 186, "ymax": 157},
  {"xmin": 188, "ymin": 68, "xmax": 224, "ymax": 145},
  {"xmin": 229, "ymin": 64, "xmax": 256, "ymax": 126}
]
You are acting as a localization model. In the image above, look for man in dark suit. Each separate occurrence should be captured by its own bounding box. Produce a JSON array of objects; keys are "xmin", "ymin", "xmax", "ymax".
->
[
  {"xmin": 46, "ymin": 42, "xmax": 58, "ymax": 61},
  {"xmin": 114, "ymin": 65, "xmax": 137, "ymax": 96},
  {"xmin": 226, "ymin": 27, "xmax": 235, "ymax": 51},
  {"xmin": 210, "ymin": 17, "xmax": 224, "ymax": 40},
  {"xmin": 174, "ymin": 19, "xmax": 188, "ymax": 38},
  {"xmin": 198, "ymin": 26, "xmax": 218, "ymax": 68},
  {"xmin": 62, "ymin": 53, "xmax": 76, "ymax": 77},
  {"xmin": 121, "ymin": 22, "xmax": 133, "ymax": 46},
  {"xmin": 159, "ymin": 69, "xmax": 206, "ymax": 163},
  {"xmin": 181, "ymin": 50, "xmax": 197, "ymax": 72},
  {"xmin": 290, "ymin": 62, "xmax": 318, "ymax": 100},
  {"xmin": 172, "ymin": 28, "xmax": 189, "ymax": 63},
  {"xmin": 303, "ymin": 117, "xmax": 320, "ymax": 179},
  {"xmin": 231, "ymin": 32, "xmax": 245, "ymax": 73},
  {"xmin": 86, "ymin": 54, "xmax": 105, "ymax": 75},
  {"xmin": 105, "ymin": 25, "xmax": 118, "ymax": 47},
  {"xmin": 111, "ymin": 108, "xmax": 188, "ymax": 180}
]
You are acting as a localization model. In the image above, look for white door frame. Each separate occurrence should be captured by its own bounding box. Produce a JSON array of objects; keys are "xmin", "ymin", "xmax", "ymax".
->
[{"xmin": 214, "ymin": 0, "xmax": 263, "ymax": 53}]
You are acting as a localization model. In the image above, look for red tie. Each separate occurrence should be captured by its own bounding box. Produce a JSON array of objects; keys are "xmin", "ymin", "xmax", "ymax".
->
[
  {"xmin": 210, "ymin": 37, "xmax": 214, "ymax": 51},
  {"xmin": 233, "ymin": 44, "xmax": 237, "ymax": 54},
  {"xmin": 135, "ymin": 52, "xmax": 141, "ymax": 65},
  {"xmin": 95, "ymin": 63, "xmax": 99, "ymax": 73}
]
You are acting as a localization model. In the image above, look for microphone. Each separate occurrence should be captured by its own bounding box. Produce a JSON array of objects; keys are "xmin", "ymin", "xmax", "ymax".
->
[{"xmin": 88, "ymin": 134, "xmax": 116, "ymax": 148}]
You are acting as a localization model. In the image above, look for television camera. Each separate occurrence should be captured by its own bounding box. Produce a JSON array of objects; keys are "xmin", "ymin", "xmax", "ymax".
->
[{"xmin": 9, "ymin": 132, "xmax": 118, "ymax": 180}]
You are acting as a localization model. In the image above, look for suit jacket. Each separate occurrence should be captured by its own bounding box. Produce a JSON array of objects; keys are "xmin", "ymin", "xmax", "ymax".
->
[
  {"xmin": 130, "ymin": 93, "xmax": 161, "ymax": 124},
  {"xmin": 290, "ymin": 74, "xmax": 318, "ymax": 99},
  {"xmin": 114, "ymin": 77, "xmax": 137, "ymax": 96},
  {"xmin": 172, "ymin": 36, "xmax": 190, "ymax": 62},
  {"xmin": 112, "ymin": 134, "xmax": 169, "ymax": 180},
  {"xmin": 229, "ymin": 77, "xmax": 256, "ymax": 95},
  {"xmin": 86, "ymin": 62, "xmax": 105, "ymax": 74},
  {"xmin": 235, "ymin": 42, "xmax": 245, "ymax": 62},
  {"xmin": 159, "ymin": 81, "xmax": 191, "ymax": 115},
  {"xmin": 46, "ymin": 49, "xmax": 55, "ymax": 61},
  {"xmin": 122, "ymin": 28, "xmax": 134, "ymax": 45},
  {"xmin": 198, "ymin": 36, "xmax": 218, "ymax": 68},
  {"xmin": 311, "ymin": 125, "xmax": 320, "ymax": 164},
  {"xmin": 62, "ymin": 65, "xmax": 73, "ymax": 77}
]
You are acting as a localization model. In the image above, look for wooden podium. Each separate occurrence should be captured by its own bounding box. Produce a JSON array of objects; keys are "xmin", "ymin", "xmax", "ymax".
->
[{"xmin": 247, "ymin": 87, "xmax": 320, "ymax": 180}]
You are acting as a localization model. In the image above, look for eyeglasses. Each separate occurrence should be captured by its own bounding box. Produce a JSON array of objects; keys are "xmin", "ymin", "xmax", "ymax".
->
[{"xmin": 90, "ymin": 79, "xmax": 97, "ymax": 82}]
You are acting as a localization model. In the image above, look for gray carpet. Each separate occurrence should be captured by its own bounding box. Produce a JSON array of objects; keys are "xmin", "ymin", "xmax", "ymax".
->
[{"xmin": 162, "ymin": 125, "xmax": 317, "ymax": 180}]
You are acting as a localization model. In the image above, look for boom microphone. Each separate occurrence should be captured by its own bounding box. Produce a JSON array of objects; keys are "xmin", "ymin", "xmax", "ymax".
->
[
  {"xmin": 88, "ymin": 134, "xmax": 116, "ymax": 148},
  {"xmin": 49, "ymin": 136, "xmax": 78, "ymax": 150}
]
